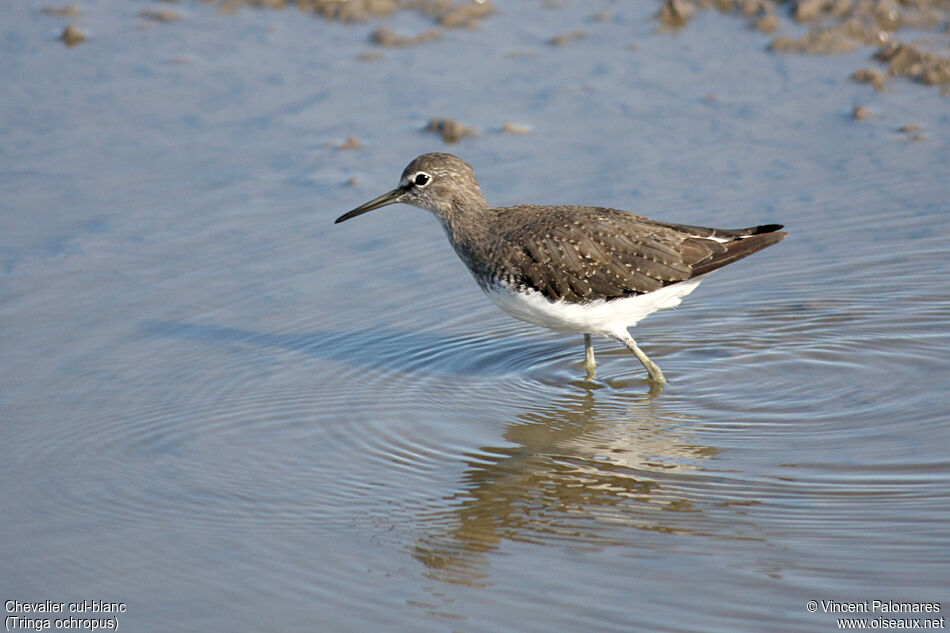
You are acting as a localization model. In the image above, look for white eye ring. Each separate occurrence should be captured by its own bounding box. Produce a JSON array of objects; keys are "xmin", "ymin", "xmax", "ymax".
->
[{"xmin": 412, "ymin": 172, "xmax": 431, "ymax": 187}]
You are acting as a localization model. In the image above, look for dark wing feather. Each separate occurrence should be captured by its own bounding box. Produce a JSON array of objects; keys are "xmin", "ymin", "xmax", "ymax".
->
[
  {"xmin": 486, "ymin": 206, "xmax": 786, "ymax": 303},
  {"xmin": 688, "ymin": 230, "xmax": 787, "ymax": 277}
]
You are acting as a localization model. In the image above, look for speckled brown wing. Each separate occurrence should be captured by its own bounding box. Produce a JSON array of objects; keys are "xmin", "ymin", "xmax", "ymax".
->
[
  {"xmin": 487, "ymin": 206, "xmax": 786, "ymax": 303},
  {"xmin": 660, "ymin": 219, "xmax": 788, "ymax": 277}
]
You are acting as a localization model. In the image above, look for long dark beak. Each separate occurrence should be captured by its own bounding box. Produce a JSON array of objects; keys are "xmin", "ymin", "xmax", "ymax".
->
[{"xmin": 334, "ymin": 188, "xmax": 406, "ymax": 224}]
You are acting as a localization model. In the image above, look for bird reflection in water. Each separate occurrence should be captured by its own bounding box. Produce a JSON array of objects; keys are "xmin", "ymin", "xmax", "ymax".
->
[{"xmin": 413, "ymin": 384, "xmax": 719, "ymax": 586}]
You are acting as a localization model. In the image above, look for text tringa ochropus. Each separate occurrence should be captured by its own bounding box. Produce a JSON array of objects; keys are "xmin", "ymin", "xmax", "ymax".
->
[{"xmin": 336, "ymin": 153, "xmax": 787, "ymax": 385}]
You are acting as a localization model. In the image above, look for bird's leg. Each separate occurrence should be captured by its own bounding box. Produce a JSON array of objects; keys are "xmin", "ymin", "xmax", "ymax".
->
[
  {"xmin": 616, "ymin": 331, "xmax": 667, "ymax": 385},
  {"xmin": 583, "ymin": 333, "xmax": 596, "ymax": 381}
]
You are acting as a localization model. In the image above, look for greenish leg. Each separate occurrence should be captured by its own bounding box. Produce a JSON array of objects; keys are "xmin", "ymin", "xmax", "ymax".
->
[
  {"xmin": 616, "ymin": 332, "xmax": 667, "ymax": 385},
  {"xmin": 583, "ymin": 333, "xmax": 597, "ymax": 381}
]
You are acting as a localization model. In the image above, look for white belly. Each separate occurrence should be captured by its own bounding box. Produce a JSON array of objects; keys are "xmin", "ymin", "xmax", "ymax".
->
[{"xmin": 486, "ymin": 274, "xmax": 710, "ymax": 338}]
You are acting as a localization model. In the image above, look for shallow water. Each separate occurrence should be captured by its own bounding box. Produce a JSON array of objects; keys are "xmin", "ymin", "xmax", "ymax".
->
[{"xmin": 2, "ymin": 2, "xmax": 949, "ymax": 631}]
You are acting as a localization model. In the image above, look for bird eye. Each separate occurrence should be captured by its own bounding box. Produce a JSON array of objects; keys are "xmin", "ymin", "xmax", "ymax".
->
[{"xmin": 413, "ymin": 173, "xmax": 431, "ymax": 187}]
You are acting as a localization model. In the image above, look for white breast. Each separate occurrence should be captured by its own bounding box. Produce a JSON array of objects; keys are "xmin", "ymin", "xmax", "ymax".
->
[{"xmin": 485, "ymin": 274, "xmax": 711, "ymax": 338}]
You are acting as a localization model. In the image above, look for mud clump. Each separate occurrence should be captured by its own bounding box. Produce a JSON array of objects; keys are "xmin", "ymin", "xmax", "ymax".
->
[
  {"xmin": 770, "ymin": 18, "xmax": 886, "ymax": 54},
  {"xmin": 59, "ymin": 24, "xmax": 87, "ymax": 46},
  {"xmin": 436, "ymin": 1, "xmax": 495, "ymax": 29},
  {"xmin": 41, "ymin": 4, "xmax": 86, "ymax": 46},
  {"xmin": 852, "ymin": 105, "xmax": 872, "ymax": 121},
  {"xmin": 334, "ymin": 136, "xmax": 365, "ymax": 150},
  {"xmin": 897, "ymin": 124, "xmax": 926, "ymax": 141},
  {"xmin": 548, "ymin": 30, "xmax": 587, "ymax": 46},
  {"xmin": 793, "ymin": 0, "xmax": 850, "ymax": 23},
  {"xmin": 852, "ymin": 67, "xmax": 889, "ymax": 90},
  {"xmin": 41, "ymin": 5, "xmax": 81, "ymax": 17},
  {"xmin": 753, "ymin": 13, "xmax": 780, "ymax": 32},
  {"xmin": 296, "ymin": 0, "xmax": 400, "ymax": 22},
  {"xmin": 356, "ymin": 51, "xmax": 384, "ymax": 62},
  {"xmin": 876, "ymin": 41, "xmax": 950, "ymax": 86},
  {"xmin": 657, "ymin": 0, "xmax": 694, "ymax": 30},
  {"xmin": 500, "ymin": 122, "xmax": 531, "ymax": 135},
  {"xmin": 426, "ymin": 118, "xmax": 479, "ymax": 143},
  {"xmin": 139, "ymin": 9, "xmax": 184, "ymax": 22},
  {"xmin": 371, "ymin": 26, "xmax": 441, "ymax": 47}
]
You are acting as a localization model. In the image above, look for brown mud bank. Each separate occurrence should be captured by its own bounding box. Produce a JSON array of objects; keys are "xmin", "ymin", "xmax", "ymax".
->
[
  {"xmin": 659, "ymin": 0, "xmax": 950, "ymax": 92},
  {"xmin": 43, "ymin": 0, "xmax": 949, "ymax": 94}
]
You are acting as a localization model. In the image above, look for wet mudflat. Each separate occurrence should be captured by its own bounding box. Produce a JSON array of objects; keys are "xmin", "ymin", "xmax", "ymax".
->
[{"xmin": 2, "ymin": 1, "xmax": 949, "ymax": 631}]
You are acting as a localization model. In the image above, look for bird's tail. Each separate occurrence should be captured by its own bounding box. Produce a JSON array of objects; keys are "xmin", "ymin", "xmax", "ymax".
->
[{"xmin": 690, "ymin": 226, "xmax": 787, "ymax": 277}]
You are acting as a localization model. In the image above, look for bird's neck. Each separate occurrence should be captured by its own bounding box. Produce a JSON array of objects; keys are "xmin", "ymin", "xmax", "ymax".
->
[{"xmin": 437, "ymin": 204, "xmax": 494, "ymax": 278}]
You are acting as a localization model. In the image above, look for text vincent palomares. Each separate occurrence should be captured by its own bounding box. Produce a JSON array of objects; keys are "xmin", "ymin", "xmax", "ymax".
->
[{"xmin": 818, "ymin": 600, "xmax": 941, "ymax": 614}]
